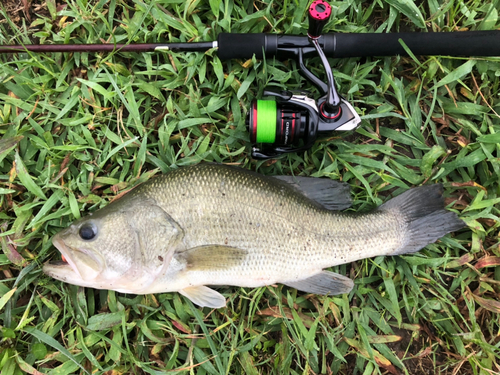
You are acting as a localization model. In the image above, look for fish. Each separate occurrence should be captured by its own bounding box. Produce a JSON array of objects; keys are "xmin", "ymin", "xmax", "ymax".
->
[{"xmin": 43, "ymin": 164, "xmax": 465, "ymax": 308}]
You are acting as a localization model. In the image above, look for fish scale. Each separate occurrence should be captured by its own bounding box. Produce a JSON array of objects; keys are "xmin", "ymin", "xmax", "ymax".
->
[{"xmin": 44, "ymin": 164, "xmax": 465, "ymax": 308}]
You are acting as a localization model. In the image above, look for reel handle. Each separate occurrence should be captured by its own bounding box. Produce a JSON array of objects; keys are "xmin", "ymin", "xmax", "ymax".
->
[
  {"xmin": 246, "ymin": 1, "xmax": 360, "ymax": 159},
  {"xmin": 308, "ymin": 0, "xmax": 332, "ymax": 39},
  {"xmin": 306, "ymin": 0, "xmax": 341, "ymax": 118}
]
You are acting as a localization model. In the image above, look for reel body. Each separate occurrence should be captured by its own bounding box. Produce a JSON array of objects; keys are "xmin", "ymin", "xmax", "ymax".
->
[{"xmin": 247, "ymin": 0, "xmax": 361, "ymax": 159}]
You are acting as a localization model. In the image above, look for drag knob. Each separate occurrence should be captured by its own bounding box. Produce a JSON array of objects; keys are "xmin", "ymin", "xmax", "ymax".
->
[{"xmin": 308, "ymin": 0, "xmax": 332, "ymax": 39}]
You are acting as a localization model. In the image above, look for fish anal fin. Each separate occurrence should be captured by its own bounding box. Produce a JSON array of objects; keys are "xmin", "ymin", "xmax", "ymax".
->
[
  {"xmin": 179, "ymin": 286, "xmax": 226, "ymax": 308},
  {"xmin": 273, "ymin": 176, "xmax": 351, "ymax": 210},
  {"xmin": 283, "ymin": 270, "xmax": 354, "ymax": 295},
  {"xmin": 183, "ymin": 245, "xmax": 247, "ymax": 271}
]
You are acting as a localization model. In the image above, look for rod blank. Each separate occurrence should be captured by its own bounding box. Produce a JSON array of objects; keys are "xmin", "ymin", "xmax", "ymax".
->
[{"xmin": 0, "ymin": 42, "xmax": 215, "ymax": 54}]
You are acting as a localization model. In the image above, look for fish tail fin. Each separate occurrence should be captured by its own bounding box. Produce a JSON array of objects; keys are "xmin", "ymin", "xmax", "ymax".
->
[{"xmin": 379, "ymin": 184, "xmax": 465, "ymax": 255}]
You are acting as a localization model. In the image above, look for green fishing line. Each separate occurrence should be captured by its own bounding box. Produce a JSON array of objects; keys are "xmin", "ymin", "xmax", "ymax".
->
[{"xmin": 256, "ymin": 100, "xmax": 276, "ymax": 143}]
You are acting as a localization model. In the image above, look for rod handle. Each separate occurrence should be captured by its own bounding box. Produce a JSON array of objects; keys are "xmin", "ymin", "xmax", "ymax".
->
[
  {"xmin": 217, "ymin": 31, "xmax": 500, "ymax": 60},
  {"xmin": 217, "ymin": 33, "xmax": 277, "ymax": 60},
  {"xmin": 326, "ymin": 30, "xmax": 500, "ymax": 58}
]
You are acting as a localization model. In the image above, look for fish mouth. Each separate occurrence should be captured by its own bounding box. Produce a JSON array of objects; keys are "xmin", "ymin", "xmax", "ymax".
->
[
  {"xmin": 43, "ymin": 235, "xmax": 84, "ymax": 281},
  {"xmin": 47, "ymin": 260, "xmax": 69, "ymax": 266},
  {"xmin": 43, "ymin": 234, "xmax": 103, "ymax": 284},
  {"xmin": 52, "ymin": 235, "xmax": 82, "ymax": 274}
]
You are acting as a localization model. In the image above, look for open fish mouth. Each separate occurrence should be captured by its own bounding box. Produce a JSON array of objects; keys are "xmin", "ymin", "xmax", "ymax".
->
[
  {"xmin": 47, "ymin": 235, "xmax": 82, "ymax": 276},
  {"xmin": 42, "ymin": 236, "xmax": 83, "ymax": 284},
  {"xmin": 43, "ymin": 233, "xmax": 105, "ymax": 285},
  {"xmin": 47, "ymin": 260, "xmax": 69, "ymax": 266}
]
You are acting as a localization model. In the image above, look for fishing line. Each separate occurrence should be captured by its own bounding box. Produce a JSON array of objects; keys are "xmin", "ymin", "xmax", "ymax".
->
[{"xmin": 256, "ymin": 100, "xmax": 277, "ymax": 144}]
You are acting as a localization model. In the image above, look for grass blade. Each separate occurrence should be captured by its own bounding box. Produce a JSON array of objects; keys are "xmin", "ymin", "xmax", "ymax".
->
[{"xmin": 22, "ymin": 327, "xmax": 89, "ymax": 375}]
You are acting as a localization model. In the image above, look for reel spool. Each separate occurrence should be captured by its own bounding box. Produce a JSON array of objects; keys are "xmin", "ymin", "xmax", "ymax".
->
[
  {"xmin": 247, "ymin": 0, "xmax": 361, "ymax": 159},
  {"xmin": 248, "ymin": 100, "xmax": 307, "ymax": 146}
]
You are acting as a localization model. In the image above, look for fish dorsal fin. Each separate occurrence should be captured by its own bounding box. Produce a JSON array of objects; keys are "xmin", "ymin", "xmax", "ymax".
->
[
  {"xmin": 283, "ymin": 270, "xmax": 354, "ymax": 295},
  {"xmin": 273, "ymin": 176, "xmax": 352, "ymax": 210},
  {"xmin": 182, "ymin": 245, "xmax": 247, "ymax": 271},
  {"xmin": 179, "ymin": 286, "xmax": 226, "ymax": 308}
]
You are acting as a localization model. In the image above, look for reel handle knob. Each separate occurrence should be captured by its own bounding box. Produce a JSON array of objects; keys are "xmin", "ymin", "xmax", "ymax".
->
[{"xmin": 308, "ymin": 0, "xmax": 332, "ymax": 39}]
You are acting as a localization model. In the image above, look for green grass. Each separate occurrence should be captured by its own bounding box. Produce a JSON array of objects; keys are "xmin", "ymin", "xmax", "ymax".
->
[{"xmin": 1, "ymin": 0, "xmax": 499, "ymax": 374}]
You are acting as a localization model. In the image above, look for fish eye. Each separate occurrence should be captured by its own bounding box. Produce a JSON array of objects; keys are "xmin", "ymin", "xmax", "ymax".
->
[{"xmin": 79, "ymin": 223, "xmax": 97, "ymax": 241}]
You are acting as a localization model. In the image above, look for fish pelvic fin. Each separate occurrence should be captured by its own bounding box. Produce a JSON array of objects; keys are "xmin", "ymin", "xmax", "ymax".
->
[
  {"xmin": 283, "ymin": 270, "xmax": 354, "ymax": 295},
  {"xmin": 379, "ymin": 184, "xmax": 465, "ymax": 255},
  {"xmin": 179, "ymin": 286, "xmax": 226, "ymax": 308}
]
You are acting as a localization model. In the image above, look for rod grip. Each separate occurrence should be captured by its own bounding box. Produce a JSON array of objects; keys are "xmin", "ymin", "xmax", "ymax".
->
[
  {"xmin": 217, "ymin": 33, "xmax": 278, "ymax": 60},
  {"xmin": 324, "ymin": 30, "xmax": 500, "ymax": 57}
]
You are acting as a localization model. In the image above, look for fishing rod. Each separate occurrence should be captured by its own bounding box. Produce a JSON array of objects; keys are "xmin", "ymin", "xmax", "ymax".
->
[{"xmin": 2, "ymin": 1, "xmax": 500, "ymax": 158}]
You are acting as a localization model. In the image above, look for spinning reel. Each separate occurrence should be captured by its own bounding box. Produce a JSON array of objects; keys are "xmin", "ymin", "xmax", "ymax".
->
[{"xmin": 247, "ymin": 0, "xmax": 361, "ymax": 159}]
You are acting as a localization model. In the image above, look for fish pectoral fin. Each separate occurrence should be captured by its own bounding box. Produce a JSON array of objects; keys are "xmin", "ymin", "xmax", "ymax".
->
[
  {"xmin": 283, "ymin": 271, "xmax": 354, "ymax": 295},
  {"xmin": 273, "ymin": 176, "xmax": 351, "ymax": 210},
  {"xmin": 183, "ymin": 245, "xmax": 247, "ymax": 270},
  {"xmin": 179, "ymin": 286, "xmax": 226, "ymax": 308}
]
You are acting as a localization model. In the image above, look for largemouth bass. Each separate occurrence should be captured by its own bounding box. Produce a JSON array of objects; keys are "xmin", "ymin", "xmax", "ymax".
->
[{"xmin": 43, "ymin": 164, "xmax": 464, "ymax": 308}]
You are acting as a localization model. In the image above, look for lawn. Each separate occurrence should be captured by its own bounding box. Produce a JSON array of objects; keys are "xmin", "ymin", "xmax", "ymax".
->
[{"xmin": 0, "ymin": 0, "xmax": 499, "ymax": 374}]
